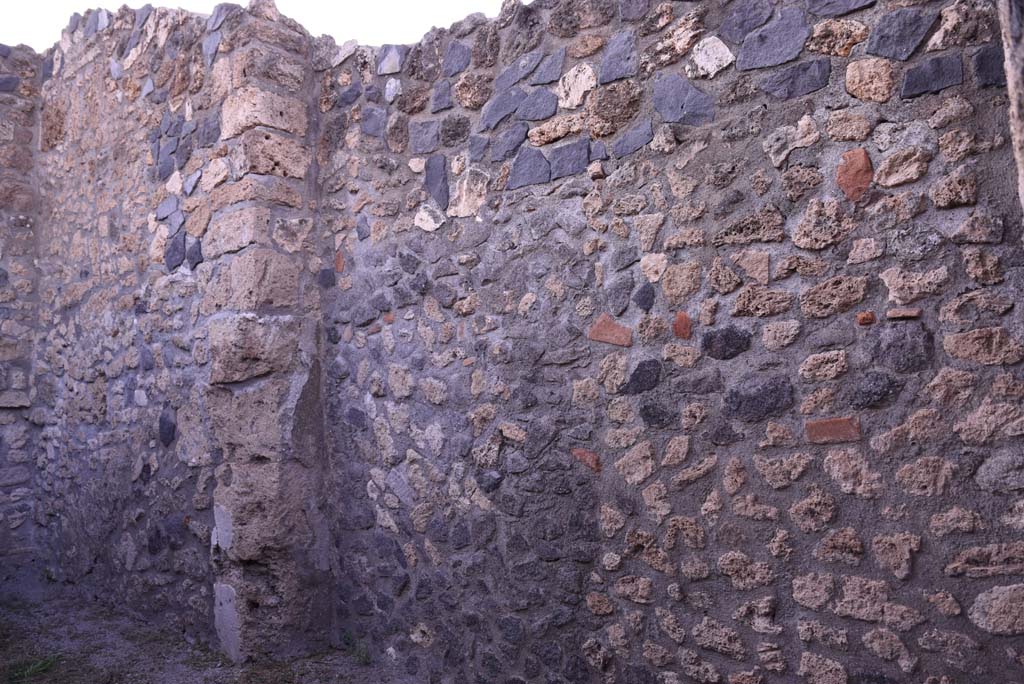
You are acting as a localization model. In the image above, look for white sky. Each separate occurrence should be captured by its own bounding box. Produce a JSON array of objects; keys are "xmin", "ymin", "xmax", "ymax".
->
[{"xmin": 3, "ymin": 0, "xmax": 504, "ymax": 52}]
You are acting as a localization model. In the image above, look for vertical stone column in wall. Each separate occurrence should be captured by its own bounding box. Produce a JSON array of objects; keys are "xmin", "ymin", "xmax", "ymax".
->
[
  {"xmin": 0, "ymin": 45, "xmax": 43, "ymax": 596},
  {"xmin": 200, "ymin": 2, "xmax": 334, "ymax": 662},
  {"xmin": 999, "ymin": 0, "xmax": 1024, "ymax": 210}
]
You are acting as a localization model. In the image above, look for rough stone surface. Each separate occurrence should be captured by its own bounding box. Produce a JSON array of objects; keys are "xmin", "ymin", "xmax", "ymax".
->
[
  {"xmin": 737, "ymin": 8, "xmax": 811, "ymax": 71},
  {"xmin": 902, "ymin": 53, "xmax": 965, "ymax": 97},
  {"xmin": 686, "ymin": 37, "xmax": 735, "ymax": 79},
  {"xmin": 652, "ymin": 73, "xmax": 714, "ymax": 124},
  {"xmin": 969, "ymin": 584, "xmax": 1024, "ymax": 635},
  {"xmin": 807, "ymin": 19, "xmax": 870, "ymax": 56},
  {"xmin": 837, "ymin": 148, "xmax": 873, "ymax": 200},
  {"xmin": 720, "ymin": 0, "xmax": 772, "ymax": 44},
  {"xmin": 809, "ymin": 0, "xmax": 875, "ymax": 17},
  {"xmin": 599, "ymin": 29, "xmax": 638, "ymax": 84},
  {"xmin": 3, "ymin": 3, "xmax": 1023, "ymax": 682},
  {"xmin": 867, "ymin": 8, "xmax": 937, "ymax": 60},
  {"xmin": 759, "ymin": 58, "xmax": 832, "ymax": 99},
  {"xmin": 875, "ymin": 146, "xmax": 933, "ymax": 186},
  {"xmin": 846, "ymin": 57, "xmax": 896, "ymax": 102}
]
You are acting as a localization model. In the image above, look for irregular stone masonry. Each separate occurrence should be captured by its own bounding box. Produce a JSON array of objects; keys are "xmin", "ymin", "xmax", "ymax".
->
[{"xmin": 2, "ymin": 0, "xmax": 1024, "ymax": 682}]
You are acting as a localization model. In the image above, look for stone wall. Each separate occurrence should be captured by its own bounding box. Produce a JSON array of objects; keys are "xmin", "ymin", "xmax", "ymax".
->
[
  {"xmin": 3, "ymin": 0, "xmax": 1024, "ymax": 682},
  {"xmin": 0, "ymin": 42, "xmax": 43, "ymax": 595}
]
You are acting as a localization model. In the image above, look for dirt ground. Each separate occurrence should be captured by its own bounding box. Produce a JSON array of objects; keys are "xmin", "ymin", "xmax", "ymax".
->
[{"xmin": 0, "ymin": 599, "xmax": 408, "ymax": 684}]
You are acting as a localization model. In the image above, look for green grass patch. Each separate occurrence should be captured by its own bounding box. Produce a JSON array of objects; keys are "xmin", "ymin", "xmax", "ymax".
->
[{"xmin": 7, "ymin": 655, "xmax": 61, "ymax": 684}]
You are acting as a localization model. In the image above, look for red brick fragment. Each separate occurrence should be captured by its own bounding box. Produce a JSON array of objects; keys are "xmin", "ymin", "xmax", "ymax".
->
[
  {"xmin": 588, "ymin": 313, "xmax": 633, "ymax": 347},
  {"xmin": 837, "ymin": 148, "xmax": 873, "ymax": 201},
  {"xmin": 856, "ymin": 311, "xmax": 876, "ymax": 326},
  {"xmin": 572, "ymin": 448, "xmax": 602, "ymax": 472},
  {"xmin": 672, "ymin": 311, "xmax": 692, "ymax": 339},
  {"xmin": 806, "ymin": 416, "xmax": 862, "ymax": 444},
  {"xmin": 886, "ymin": 307, "xmax": 922, "ymax": 319},
  {"xmin": 335, "ymin": 249, "xmax": 346, "ymax": 273}
]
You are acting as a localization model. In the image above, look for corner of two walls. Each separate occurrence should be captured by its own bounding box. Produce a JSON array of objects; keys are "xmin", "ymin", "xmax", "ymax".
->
[
  {"xmin": 7, "ymin": 0, "xmax": 1024, "ymax": 680},
  {"xmin": 0, "ymin": 1, "xmax": 336, "ymax": 661}
]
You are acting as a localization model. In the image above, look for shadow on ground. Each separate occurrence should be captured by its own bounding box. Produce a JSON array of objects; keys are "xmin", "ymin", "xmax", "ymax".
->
[{"xmin": 0, "ymin": 600, "xmax": 405, "ymax": 684}]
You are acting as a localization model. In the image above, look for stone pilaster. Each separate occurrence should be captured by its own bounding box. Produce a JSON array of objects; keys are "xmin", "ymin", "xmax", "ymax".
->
[
  {"xmin": 0, "ymin": 45, "xmax": 43, "ymax": 598},
  {"xmin": 999, "ymin": 0, "xmax": 1024, "ymax": 212},
  {"xmin": 200, "ymin": 4, "xmax": 333, "ymax": 662}
]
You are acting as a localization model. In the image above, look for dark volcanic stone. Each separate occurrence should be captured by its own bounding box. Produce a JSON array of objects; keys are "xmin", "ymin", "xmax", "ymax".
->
[
  {"xmin": 480, "ymin": 87, "xmax": 527, "ymax": 130},
  {"xmin": 496, "ymin": 49, "xmax": 544, "ymax": 91},
  {"xmin": 207, "ymin": 3, "xmax": 232, "ymax": 31},
  {"xmin": 612, "ymin": 119, "xmax": 653, "ymax": 157},
  {"xmin": 620, "ymin": 0, "xmax": 649, "ymax": 21},
  {"xmin": 866, "ymin": 8, "xmax": 937, "ymax": 61},
  {"xmin": 847, "ymin": 371, "xmax": 902, "ymax": 409},
  {"xmin": 634, "ymin": 282, "xmax": 655, "ymax": 311},
  {"xmin": 508, "ymin": 147, "xmax": 551, "ymax": 189},
  {"xmin": 652, "ymin": 73, "xmax": 714, "ymax": 124},
  {"xmin": 156, "ymin": 196, "xmax": 178, "ymax": 220},
  {"xmin": 807, "ymin": 0, "xmax": 875, "ymax": 17},
  {"xmin": 530, "ymin": 47, "xmax": 567, "ymax": 85},
  {"xmin": 185, "ymin": 237, "xmax": 203, "ymax": 270},
  {"xmin": 409, "ymin": 120, "xmax": 440, "ymax": 154},
  {"xmin": 972, "ymin": 43, "xmax": 1006, "ymax": 87},
  {"xmin": 469, "ymin": 134, "xmax": 489, "ymax": 162},
  {"xmin": 620, "ymin": 359, "xmax": 661, "ymax": 395},
  {"xmin": 338, "ymin": 83, "xmax": 362, "ymax": 107},
  {"xmin": 361, "ymin": 105, "xmax": 386, "ymax": 137},
  {"xmin": 736, "ymin": 7, "xmax": 810, "ymax": 71},
  {"xmin": 724, "ymin": 374, "xmax": 794, "ymax": 422},
  {"xmin": 640, "ymin": 401, "xmax": 675, "ymax": 428},
  {"xmin": 901, "ymin": 54, "xmax": 963, "ymax": 98},
  {"xmin": 702, "ymin": 325, "xmax": 752, "ymax": 360},
  {"xmin": 317, "ymin": 269, "xmax": 336, "ymax": 288},
  {"xmin": 0, "ymin": 76, "xmax": 20, "ymax": 92},
  {"xmin": 874, "ymin": 322, "xmax": 933, "ymax": 373},
  {"xmin": 440, "ymin": 115, "xmax": 470, "ymax": 146},
  {"xmin": 377, "ymin": 44, "xmax": 409, "ymax": 75},
  {"xmin": 159, "ymin": 406, "xmax": 177, "ymax": 446},
  {"xmin": 705, "ymin": 418, "xmax": 745, "ymax": 446},
  {"xmin": 759, "ymin": 58, "xmax": 831, "ymax": 99},
  {"xmin": 183, "ymin": 170, "xmax": 201, "ymax": 196},
  {"xmin": 424, "ymin": 154, "xmax": 449, "ymax": 210},
  {"xmin": 549, "ymin": 138, "xmax": 590, "ymax": 179},
  {"xmin": 491, "ymin": 122, "xmax": 530, "ymax": 162},
  {"xmin": 202, "ymin": 31, "xmax": 221, "ymax": 66},
  {"xmin": 675, "ymin": 368, "xmax": 724, "ymax": 395},
  {"xmin": 610, "ymin": 246, "xmax": 639, "ymax": 271},
  {"xmin": 607, "ymin": 274, "xmax": 634, "ymax": 315},
  {"xmin": 721, "ymin": 0, "xmax": 772, "ymax": 44},
  {"xmin": 164, "ymin": 230, "xmax": 185, "ymax": 271},
  {"xmin": 356, "ymin": 215, "xmax": 371, "ymax": 240},
  {"xmin": 477, "ymin": 470, "xmax": 504, "ymax": 493},
  {"xmin": 600, "ymin": 30, "xmax": 638, "ymax": 84},
  {"xmin": 167, "ymin": 211, "xmax": 185, "ymax": 234},
  {"xmin": 515, "ymin": 89, "xmax": 558, "ymax": 121},
  {"xmin": 431, "ymin": 80, "xmax": 453, "ymax": 113},
  {"xmin": 442, "ymin": 41, "xmax": 472, "ymax": 77},
  {"xmin": 849, "ymin": 675, "xmax": 899, "ymax": 684}
]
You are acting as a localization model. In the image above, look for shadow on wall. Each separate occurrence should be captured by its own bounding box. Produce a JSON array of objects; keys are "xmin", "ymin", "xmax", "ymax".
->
[{"xmin": 3, "ymin": 0, "xmax": 1024, "ymax": 683}]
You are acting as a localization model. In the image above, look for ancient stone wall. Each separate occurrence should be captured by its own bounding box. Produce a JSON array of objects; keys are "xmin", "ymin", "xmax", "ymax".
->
[
  {"xmin": 3, "ymin": 0, "xmax": 1024, "ymax": 682},
  {"xmin": 0, "ymin": 42, "xmax": 43, "ymax": 595}
]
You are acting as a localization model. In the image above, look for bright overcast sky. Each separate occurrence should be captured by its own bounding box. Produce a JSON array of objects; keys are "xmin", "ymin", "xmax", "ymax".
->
[{"xmin": 4, "ymin": 0, "xmax": 504, "ymax": 52}]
